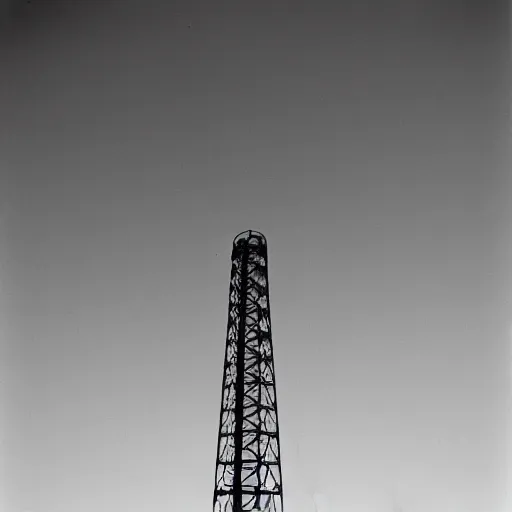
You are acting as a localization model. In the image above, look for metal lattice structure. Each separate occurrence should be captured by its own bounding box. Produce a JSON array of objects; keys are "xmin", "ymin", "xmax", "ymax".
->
[{"xmin": 213, "ymin": 230, "xmax": 283, "ymax": 512}]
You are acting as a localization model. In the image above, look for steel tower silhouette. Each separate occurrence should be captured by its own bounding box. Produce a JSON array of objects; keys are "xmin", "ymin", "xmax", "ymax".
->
[{"xmin": 213, "ymin": 230, "xmax": 283, "ymax": 512}]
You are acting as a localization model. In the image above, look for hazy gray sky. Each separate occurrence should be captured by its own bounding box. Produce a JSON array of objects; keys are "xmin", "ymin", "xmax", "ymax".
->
[{"xmin": 1, "ymin": 1, "xmax": 510, "ymax": 512}]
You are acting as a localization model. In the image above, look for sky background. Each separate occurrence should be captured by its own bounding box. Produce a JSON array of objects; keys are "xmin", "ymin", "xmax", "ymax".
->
[{"xmin": 0, "ymin": 1, "xmax": 510, "ymax": 511}]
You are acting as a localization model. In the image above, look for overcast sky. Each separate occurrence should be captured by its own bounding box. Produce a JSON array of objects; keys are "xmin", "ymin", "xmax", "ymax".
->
[{"xmin": 0, "ymin": 1, "xmax": 510, "ymax": 512}]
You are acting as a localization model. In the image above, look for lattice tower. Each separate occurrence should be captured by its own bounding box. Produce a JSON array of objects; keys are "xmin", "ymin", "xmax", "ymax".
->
[{"xmin": 213, "ymin": 230, "xmax": 283, "ymax": 512}]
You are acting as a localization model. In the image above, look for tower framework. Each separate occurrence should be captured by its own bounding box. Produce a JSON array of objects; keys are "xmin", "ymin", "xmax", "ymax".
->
[{"xmin": 213, "ymin": 230, "xmax": 283, "ymax": 512}]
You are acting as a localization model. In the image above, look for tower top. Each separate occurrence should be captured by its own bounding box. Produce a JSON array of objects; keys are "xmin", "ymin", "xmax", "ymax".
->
[
  {"xmin": 232, "ymin": 231, "xmax": 267, "ymax": 261},
  {"xmin": 233, "ymin": 230, "xmax": 267, "ymax": 245}
]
